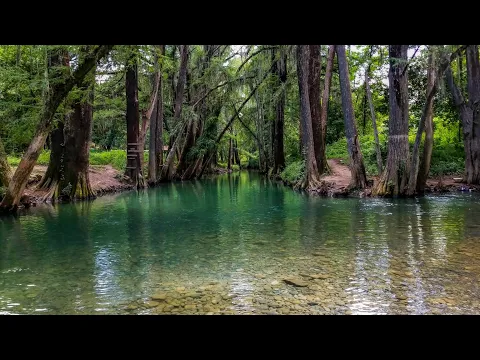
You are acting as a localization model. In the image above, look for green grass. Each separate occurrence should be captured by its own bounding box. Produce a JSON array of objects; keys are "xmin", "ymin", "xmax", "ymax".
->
[
  {"xmin": 7, "ymin": 149, "xmax": 145, "ymax": 171},
  {"xmin": 89, "ymin": 149, "xmax": 130, "ymax": 171}
]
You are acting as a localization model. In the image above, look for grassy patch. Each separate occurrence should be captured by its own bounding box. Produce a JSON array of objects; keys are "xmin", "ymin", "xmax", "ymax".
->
[
  {"xmin": 280, "ymin": 160, "xmax": 305, "ymax": 184},
  {"xmin": 8, "ymin": 149, "xmax": 140, "ymax": 171}
]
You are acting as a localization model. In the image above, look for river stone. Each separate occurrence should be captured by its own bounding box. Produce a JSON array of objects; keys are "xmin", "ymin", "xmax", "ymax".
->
[
  {"xmin": 144, "ymin": 301, "xmax": 160, "ymax": 308},
  {"xmin": 299, "ymin": 273, "xmax": 314, "ymax": 279},
  {"xmin": 184, "ymin": 304, "xmax": 196, "ymax": 310},
  {"xmin": 396, "ymin": 295, "xmax": 408, "ymax": 300},
  {"xmin": 283, "ymin": 277, "xmax": 309, "ymax": 287},
  {"xmin": 151, "ymin": 293, "xmax": 167, "ymax": 301},
  {"xmin": 311, "ymin": 274, "xmax": 329, "ymax": 280},
  {"xmin": 255, "ymin": 274, "xmax": 266, "ymax": 279}
]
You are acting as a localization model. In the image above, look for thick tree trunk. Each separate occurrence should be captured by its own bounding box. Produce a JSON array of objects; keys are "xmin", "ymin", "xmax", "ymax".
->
[
  {"xmin": 0, "ymin": 137, "xmax": 12, "ymax": 188},
  {"xmin": 308, "ymin": 45, "xmax": 327, "ymax": 175},
  {"xmin": 161, "ymin": 45, "xmax": 189, "ymax": 181},
  {"xmin": 125, "ymin": 53, "xmax": 144, "ymax": 188},
  {"xmin": 319, "ymin": 45, "xmax": 335, "ymax": 174},
  {"xmin": 446, "ymin": 45, "xmax": 480, "ymax": 184},
  {"xmin": 0, "ymin": 45, "xmax": 112, "ymax": 212},
  {"xmin": 372, "ymin": 45, "xmax": 410, "ymax": 197},
  {"xmin": 36, "ymin": 121, "xmax": 65, "ymax": 192},
  {"xmin": 59, "ymin": 64, "xmax": 95, "ymax": 201},
  {"xmin": 409, "ymin": 51, "xmax": 436, "ymax": 195},
  {"xmin": 336, "ymin": 45, "xmax": 367, "ymax": 189},
  {"xmin": 39, "ymin": 48, "xmax": 96, "ymax": 201},
  {"xmin": 365, "ymin": 68, "xmax": 383, "ymax": 174},
  {"xmin": 297, "ymin": 45, "xmax": 322, "ymax": 189}
]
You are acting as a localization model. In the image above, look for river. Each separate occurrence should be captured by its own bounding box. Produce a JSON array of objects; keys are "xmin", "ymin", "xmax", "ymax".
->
[{"xmin": 1, "ymin": 171, "xmax": 480, "ymax": 314}]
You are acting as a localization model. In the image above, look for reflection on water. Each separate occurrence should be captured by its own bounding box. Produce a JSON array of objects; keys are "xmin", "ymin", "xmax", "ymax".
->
[{"xmin": 1, "ymin": 171, "xmax": 480, "ymax": 314}]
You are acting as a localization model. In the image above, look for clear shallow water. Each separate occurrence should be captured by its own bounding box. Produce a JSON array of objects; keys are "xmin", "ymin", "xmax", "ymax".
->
[{"xmin": 1, "ymin": 171, "xmax": 480, "ymax": 315}]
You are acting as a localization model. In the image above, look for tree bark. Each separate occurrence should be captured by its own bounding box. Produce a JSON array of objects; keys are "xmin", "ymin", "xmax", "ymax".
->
[
  {"xmin": 125, "ymin": 51, "xmax": 144, "ymax": 188},
  {"xmin": 38, "ymin": 47, "xmax": 96, "ymax": 201},
  {"xmin": 272, "ymin": 46, "xmax": 286, "ymax": 174},
  {"xmin": 410, "ymin": 50, "xmax": 436, "ymax": 194},
  {"xmin": 319, "ymin": 45, "xmax": 335, "ymax": 174},
  {"xmin": 336, "ymin": 45, "xmax": 367, "ymax": 189},
  {"xmin": 228, "ymin": 127, "xmax": 233, "ymax": 171},
  {"xmin": 365, "ymin": 67, "xmax": 383, "ymax": 174},
  {"xmin": 149, "ymin": 42, "xmax": 165, "ymax": 183},
  {"xmin": 0, "ymin": 137, "xmax": 12, "ymax": 188},
  {"xmin": 445, "ymin": 45, "xmax": 480, "ymax": 184},
  {"xmin": 373, "ymin": 45, "xmax": 410, "ymax": 197},
  {"xmin": 297, "ymin": 45, "xmax": 322, "ymax": 189},
  {"xmin": 0, "ymin": 45, "xmax": 112, "ymax": 212},
  {"xmin": 308, "ymin": 45, "xmax": 327, "ymax": 175},
  {"xmin": 160, "ymin": 45, "xmax": 189, "ymax": 181}
]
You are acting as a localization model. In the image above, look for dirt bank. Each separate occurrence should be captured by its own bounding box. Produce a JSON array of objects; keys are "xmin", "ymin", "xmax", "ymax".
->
[
  {"xmin": 280, "ymin": 158, "xmax": 478, "ymax": 197},
  {"xmin": 318, "ymin": 159, "xmax": 479, "ymax": 197},
  {"xmin": 20, "ymin": 165, "xmax": 133, "ymax": 204}
]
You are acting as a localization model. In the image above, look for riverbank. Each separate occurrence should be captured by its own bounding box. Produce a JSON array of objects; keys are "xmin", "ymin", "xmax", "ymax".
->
[
  {"xmin": 16, "ymin": 165, "xmax": 134, "ymax": 207},
  {"xmin": 280, "ymin": 159, "xmax": 479, "ymax": 197},
  {"xmin": 4, "ymin": 159, "xmax": 477, "ymax": 211},
  {"xmin": 10, "ymin": 164, "xmax": 240, "ymax": 209}
]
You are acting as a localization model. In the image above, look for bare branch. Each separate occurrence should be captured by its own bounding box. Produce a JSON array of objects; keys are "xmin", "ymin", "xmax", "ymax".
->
[{"xmin": 236, "ymin": 46, "xmax": 279, "ymax": 74}]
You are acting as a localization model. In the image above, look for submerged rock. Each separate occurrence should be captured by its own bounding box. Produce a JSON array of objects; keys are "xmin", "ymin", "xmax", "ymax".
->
[
  {"xmin": 283, "ymin": 277, "xmax": 309, "ymax": 287},
  {"xmin": 151, "ymin": 293, "xmax": 168, "ymax": 301}
]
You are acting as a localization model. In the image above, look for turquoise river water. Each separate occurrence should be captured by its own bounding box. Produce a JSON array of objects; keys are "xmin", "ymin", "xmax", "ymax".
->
[{"xmin": 1, "ymin": 171, "xmax": 480, "ymax": 315}]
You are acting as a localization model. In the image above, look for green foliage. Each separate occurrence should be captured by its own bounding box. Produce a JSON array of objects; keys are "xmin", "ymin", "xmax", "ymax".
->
[
  {"xmin": 8, "ymin": 149, "xmax": 138, "ymax": 172},
  {"xmin": 280, "ymin": 160, "xmax": 305, "ymax": 184},
  {"xmin": 89, "ymin": 149, "xmax": 129, "ymax": 171},
  {"xmin": 326, "ymin": 115, "xmax": 464, "ymax": 177}
]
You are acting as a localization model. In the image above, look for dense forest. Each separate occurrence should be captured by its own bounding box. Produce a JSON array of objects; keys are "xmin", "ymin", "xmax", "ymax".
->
[{"xmin": 0, "ymin": 45, "xmax": 475, "ymax": 213}]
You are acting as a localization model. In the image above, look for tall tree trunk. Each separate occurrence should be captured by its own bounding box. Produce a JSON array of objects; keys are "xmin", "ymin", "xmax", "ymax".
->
[
  {"xmin": 297, "ymin": 45, "xmax": 322, "ymax": 190},
  {"xmin": 309, "ymin": 45, "xmax": 327, "ymax": 175},
  {"xmin": 365, "ymin": 67, "xmax": 383, "ymax": 174},
  {"xmin": 161, "ymin": 45, "xmax": 189, "ymax": 181},
  {"xmin": 272, "ymin": 46, "xmax": 287, "ymax": 174},
  {"xmin": 125, "ymin": 52, "xmax": 144, "ymax": 188},
  {"xmin": 234, "ymin": 139, "xmax": 241, "ymax": 166},
  {"xmin": 37, "ymin": 121, "xmax": 65, "ymax": 191},
  {"xmin": 413, "ymin": 50, "xmax": 436, "ymax": 194},
  {"xmin": 227, "ymin": 127, "xmax": 233, "ymax": 171},
  {"xmin": 0, "ymin": 45, "xmax": 112, "ymax": 212},
  {"xmin": 336, "ymin": 45, "xmax": 367, "ymax": 189},
  {"xmin": 445, "ymin": 45, "xmax": 480, "ymax": 184},
  {"xmin": 0, "ymin": 137, "xmax": 12, "ymax": 188},
  {"xmin": 319, "ymin": 45, "xmax": 335, "ymax": 174},
  {"xmin": 373, "ymin": 45, "xmax": 410, "ymax": 197}
]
